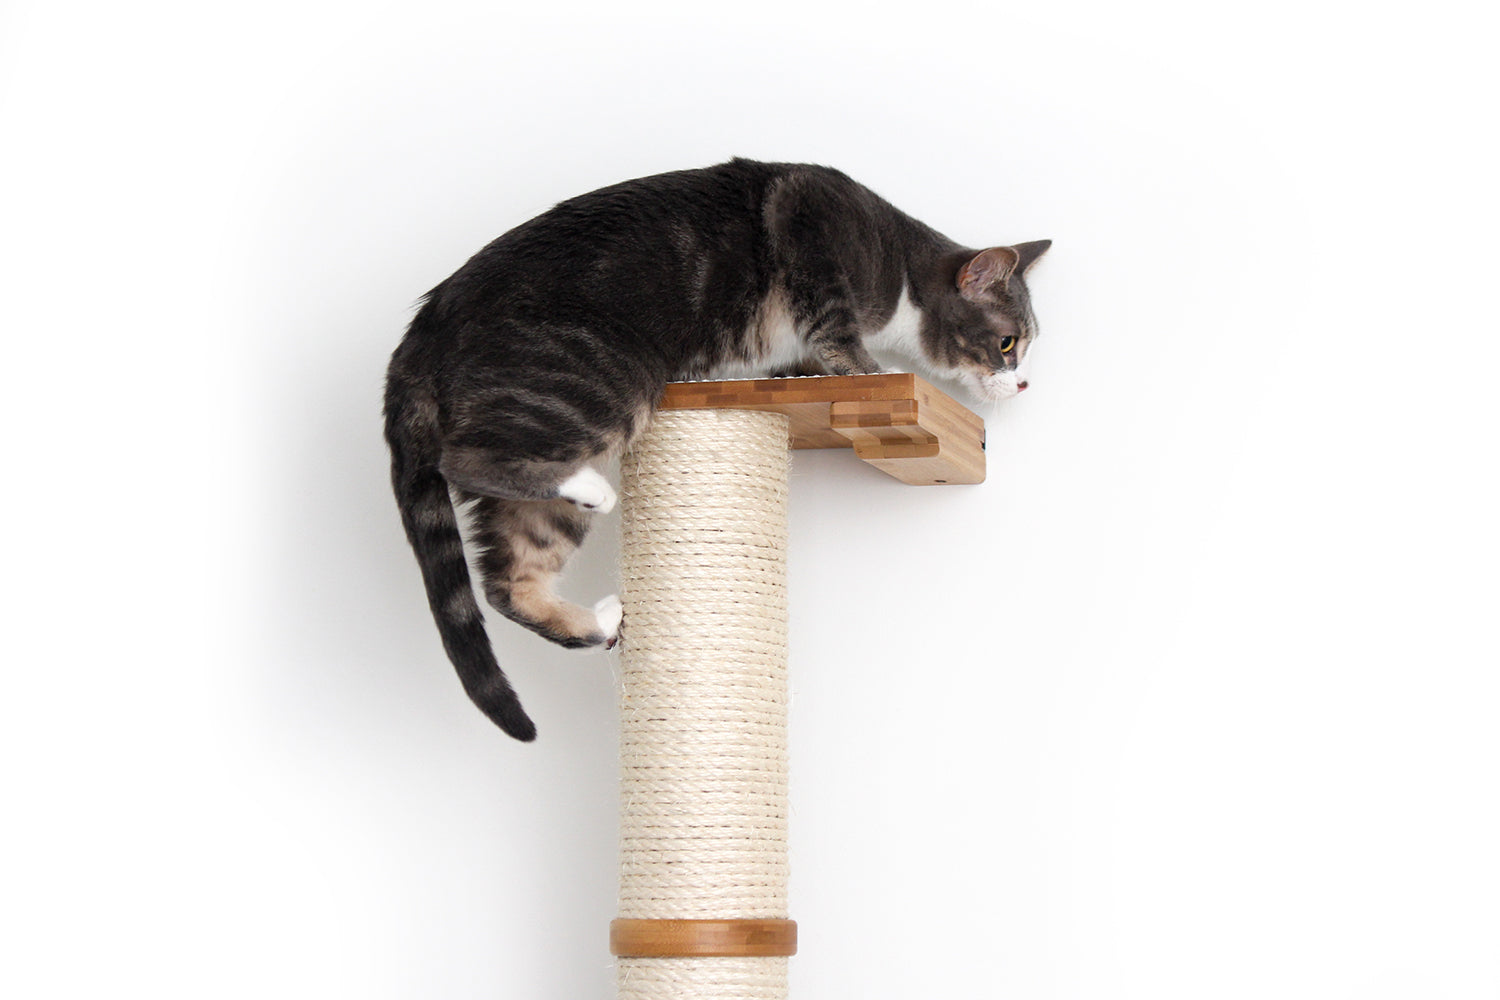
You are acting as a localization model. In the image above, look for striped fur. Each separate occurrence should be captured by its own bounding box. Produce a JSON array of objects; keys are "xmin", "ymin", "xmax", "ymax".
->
[{"xmin": 383, "ymin": 158, "xmax": 1050, "ymax": 740}]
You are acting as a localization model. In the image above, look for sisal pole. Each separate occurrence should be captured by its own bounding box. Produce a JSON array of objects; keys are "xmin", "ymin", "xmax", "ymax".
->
[{"xmin": 613, "ymin": 408, "xmax": 796, "ymax": 1000}]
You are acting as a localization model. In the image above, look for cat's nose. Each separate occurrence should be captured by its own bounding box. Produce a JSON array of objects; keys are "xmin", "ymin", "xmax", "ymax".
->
[{"xmin": 1016, "ymin": 380, "xmax": 1029, "ymax": 392}]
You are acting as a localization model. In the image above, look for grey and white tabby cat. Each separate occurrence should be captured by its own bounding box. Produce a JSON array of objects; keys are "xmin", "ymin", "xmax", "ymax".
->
[{"xmin": 384, "ymin": 158, "xmax": 1049, "ymax": 740}]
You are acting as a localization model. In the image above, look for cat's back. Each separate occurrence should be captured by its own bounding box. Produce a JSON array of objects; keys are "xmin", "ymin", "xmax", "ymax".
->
[
  {"xmin": 537, "ymin": 158, "xmax": 786, "ymax": 240},
  {"xmin": 438, "ymin": 159, "xmax": 790, "ymax": 301}
]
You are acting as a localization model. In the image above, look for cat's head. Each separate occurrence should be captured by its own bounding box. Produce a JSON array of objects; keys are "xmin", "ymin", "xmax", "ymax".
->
[{"xmin": 923, "ymin": 240, "xmax": 1051, "ymax": 401}]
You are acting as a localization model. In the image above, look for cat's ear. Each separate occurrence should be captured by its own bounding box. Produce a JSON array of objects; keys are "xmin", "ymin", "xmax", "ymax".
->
[
  {"xmin": 1014, "ymin": 240, "xmax": 1052, "ymax": 275},
  {"xmin": 957, "ymin": 247, "xmax": 1020, "ymax": 300}
]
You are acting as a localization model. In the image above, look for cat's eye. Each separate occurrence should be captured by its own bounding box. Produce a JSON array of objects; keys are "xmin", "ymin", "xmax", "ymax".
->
[{"xmin": 1000, "ymin": 336, "xmax": 1017, "ymax": 354}]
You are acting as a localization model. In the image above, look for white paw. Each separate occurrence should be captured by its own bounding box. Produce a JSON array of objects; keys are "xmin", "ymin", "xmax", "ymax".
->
[
  {"xmin": 557, "ymin": 467, "xmax": 616, "ymax": 513},
  {"xmin": 593, "ymin": 595, "xmax": 623, "ymax": 648}
]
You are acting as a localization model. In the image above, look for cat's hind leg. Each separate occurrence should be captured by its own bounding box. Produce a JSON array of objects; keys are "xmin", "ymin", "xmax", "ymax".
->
[{"xmin": 470, "ymin": 497, "xmax": 621, "ymax": 649}]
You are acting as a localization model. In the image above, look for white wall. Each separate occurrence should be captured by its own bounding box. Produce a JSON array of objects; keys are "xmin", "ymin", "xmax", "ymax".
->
[{"xmin": 5, "ymin": 2, "xmax": 1497, "ymax": 997}]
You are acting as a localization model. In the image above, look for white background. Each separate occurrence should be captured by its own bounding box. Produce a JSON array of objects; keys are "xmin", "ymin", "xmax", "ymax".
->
[{"xmin": 4, "ymin": 2, "xmax": 1497, "ymax": 997}]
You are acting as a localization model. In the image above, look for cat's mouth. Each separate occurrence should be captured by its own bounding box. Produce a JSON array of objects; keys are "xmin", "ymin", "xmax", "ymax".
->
[{"xmin": 973, "ymin": 370, "xmax": 1028, "ymax": 401}]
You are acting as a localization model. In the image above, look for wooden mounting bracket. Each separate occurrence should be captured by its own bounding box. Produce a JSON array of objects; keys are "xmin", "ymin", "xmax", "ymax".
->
[{"xmin": 659, "ymin": 373, "xmax": 985, "ymax": 486}]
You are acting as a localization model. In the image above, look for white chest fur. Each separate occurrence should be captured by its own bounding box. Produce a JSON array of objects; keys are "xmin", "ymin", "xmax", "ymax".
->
[{"xmin": 864, "ymin": 286, "xmax": 924, "ymax": 367}]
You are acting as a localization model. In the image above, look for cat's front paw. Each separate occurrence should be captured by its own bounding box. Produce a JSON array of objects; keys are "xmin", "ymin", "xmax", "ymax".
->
[
  {"xmin": 557, "ymin": 467, "xmax": 617, "ymax": 513},
  {"xmin": 593, "ymin": 595, "xmax": 623, "ymax": 649}
]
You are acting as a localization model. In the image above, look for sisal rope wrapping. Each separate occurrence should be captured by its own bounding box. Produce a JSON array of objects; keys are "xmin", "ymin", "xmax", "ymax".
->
[{"xmin": 617, "ymin": 409, "xmax": 792, "ymax": 1000}]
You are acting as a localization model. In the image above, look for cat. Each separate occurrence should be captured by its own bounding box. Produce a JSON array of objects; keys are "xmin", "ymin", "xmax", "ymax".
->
[{"xmin": 384, "ymin": 158, "xmax": 1050, "ymax": 741}]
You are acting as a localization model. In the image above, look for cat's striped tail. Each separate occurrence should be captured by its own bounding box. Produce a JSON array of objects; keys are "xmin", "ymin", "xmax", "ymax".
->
[{"xmin": 383, "ymin": 354, "xmax": 538, "ymax": 742}]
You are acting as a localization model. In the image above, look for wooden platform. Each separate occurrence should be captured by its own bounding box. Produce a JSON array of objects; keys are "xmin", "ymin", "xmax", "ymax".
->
[{"xmin": 660, "ymin": 373, "xmax": 985, "ymax": 486}]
